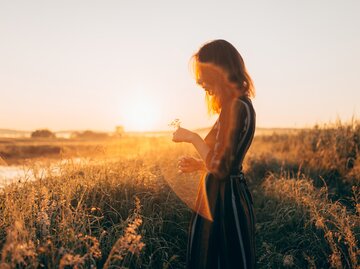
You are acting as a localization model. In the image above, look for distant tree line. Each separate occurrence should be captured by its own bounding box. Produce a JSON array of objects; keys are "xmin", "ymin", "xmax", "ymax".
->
[
  {"xmin": 30, "ymin": 125, "xmax": 125, "ymax": 139},
  {"xmin": 71, "ymin": 130, "xmax": 109, "ymax": 139}
]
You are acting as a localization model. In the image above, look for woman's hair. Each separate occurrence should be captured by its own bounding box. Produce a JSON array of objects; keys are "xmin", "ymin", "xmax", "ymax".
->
[{"xmin": 190, "ymin": 39, "xmax": 255, "ymax": 115}]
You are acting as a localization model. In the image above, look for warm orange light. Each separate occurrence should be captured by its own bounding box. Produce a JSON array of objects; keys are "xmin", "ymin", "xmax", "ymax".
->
[{"xmin": 121, "ymin": 90, "xmax": 161, "ymax": 132}]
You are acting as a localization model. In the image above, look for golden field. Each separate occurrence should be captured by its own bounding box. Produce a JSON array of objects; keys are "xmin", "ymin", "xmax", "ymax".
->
[{"xmin": 0, "ymin": 122, "xmax": 359, "ymax": 268}]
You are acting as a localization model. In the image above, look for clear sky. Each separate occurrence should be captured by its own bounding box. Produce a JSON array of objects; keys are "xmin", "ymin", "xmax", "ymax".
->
[{"xmin": 1, "ymin": 0, "xmax": 359, "ymax": 132}]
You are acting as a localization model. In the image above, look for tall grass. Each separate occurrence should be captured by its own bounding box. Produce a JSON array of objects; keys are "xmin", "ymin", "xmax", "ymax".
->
[
  {"xmin": 0, "ymin": 121, "xmax": 359, "ymax": 268},
  {"xmin": 0, "ymin": 149, "xmax": 192, "ymax": 268},
  {"xmin": 258, "ymin": 173, "xmax": 359, "ymax": 268},
  {"xmin": 247, "ymin": 120, "xmax": 360, "ymax": 201}
]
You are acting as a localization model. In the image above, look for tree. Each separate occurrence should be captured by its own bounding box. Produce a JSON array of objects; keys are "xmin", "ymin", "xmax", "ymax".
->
[
  {"xmin": 115, "ymin": 125, "xmax": 125, "ymax": 137},
  {"xmin": 31, "ymin": 129, "xmax": 56, "ymax": 138}
]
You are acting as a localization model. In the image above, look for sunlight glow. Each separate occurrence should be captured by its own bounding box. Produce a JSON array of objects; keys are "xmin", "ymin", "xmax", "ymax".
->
[{"xmin": 120, "ymin": 90, "xmax": 161, "ymax": 132}]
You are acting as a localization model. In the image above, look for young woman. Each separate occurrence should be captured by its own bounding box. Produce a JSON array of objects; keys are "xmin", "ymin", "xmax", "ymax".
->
[{"xmin": 172, "ymin": 39, "xmax": 256, "ymax": 269}]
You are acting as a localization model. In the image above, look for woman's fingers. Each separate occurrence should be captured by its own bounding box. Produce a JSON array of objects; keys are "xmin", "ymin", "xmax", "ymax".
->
[
  {"xmin": 178, "ymin": 166, "xmax": 193, "ymax": 173},
  {"xmin": 178, "ymin": 162, "xmax": 191, "ymax": 169},
  {"xmin": 178, "ymin": 163, "xmax": 197, "ymax": 173},
  {"xmin": 178, "ymin": 159, "xmax": 186, "ymax": 164},
  {"xmin": 172, "ymin": 127, "xmax": 193, "ymax": 143},
  {"xmin": 178, "ymin": 160, "xmax": 194, "ymax": 168},
  {"xmin": 179, "ymin": 156, "xmax": 195, "ymax": 162},
  {"xmin": 179, "ymin": 156, "xmax": 192, "ymax": 161},
  {"xmin": 177, "ymin": 156, "xmax": 199, "ymax": 173}
]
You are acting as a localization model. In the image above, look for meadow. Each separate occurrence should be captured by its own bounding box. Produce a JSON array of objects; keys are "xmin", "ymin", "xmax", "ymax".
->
[{"xmin": 0, "ymin": 122, "xmax": 359, "ymax": 269}]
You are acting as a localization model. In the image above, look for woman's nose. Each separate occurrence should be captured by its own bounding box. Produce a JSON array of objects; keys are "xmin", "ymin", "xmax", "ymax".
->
[{"xmin": 206, "ymin": 89, "xmax": 214, "ymax": 95}]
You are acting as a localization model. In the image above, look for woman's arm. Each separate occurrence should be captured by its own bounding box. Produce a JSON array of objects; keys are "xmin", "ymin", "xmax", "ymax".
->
[
  {"xmin": 181, "ymin": 99, "xmax": 248, "ymax": 179},
  {"xmin": 190, "ymin": 133, "xmax": 211, "ymax": 163},
  {"xmin": 172, "ymin": 130, "xmax": 211, "ymax": 165},
  {"xmin": 172, "ymin": 99, "xmax": 249, "ymax": 180},
  {"xmin": 173, "ymin": 121, "xmax": 218, "ymax": 173},
  {"xmin": 172, "ymin": 128, "xmax": 212, "ymax": 171},
  {"xmin": 177, "ymin": 156, "xmax": 206, "ymax": 172}
]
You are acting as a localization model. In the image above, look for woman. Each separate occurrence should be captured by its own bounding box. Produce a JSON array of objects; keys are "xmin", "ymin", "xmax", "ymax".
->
[{"xmin": 172, "ymin": 39, "xmax": 256, "ymax": 269}]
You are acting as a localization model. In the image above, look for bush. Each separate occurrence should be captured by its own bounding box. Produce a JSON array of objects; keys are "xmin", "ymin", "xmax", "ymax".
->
[
  {"xmin": 31, "ymin": 129, "xmax": 56, "ymax": 138},
  {"xmin": 71, "ymin": 130, "xmax": 109, "ymax": 139}
]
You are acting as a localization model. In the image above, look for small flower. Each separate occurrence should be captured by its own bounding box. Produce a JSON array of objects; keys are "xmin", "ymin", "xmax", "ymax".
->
[
  {"xmin": 168, "ymin": 118, "xmax": 181, "ymax": 129},
  {"xmin": 315, "ymin": 216, "xmax": 325, "ymax": 229},
  {"xmin": 283, "ymin": 254, "xmax": 294, "ymax": 267}
]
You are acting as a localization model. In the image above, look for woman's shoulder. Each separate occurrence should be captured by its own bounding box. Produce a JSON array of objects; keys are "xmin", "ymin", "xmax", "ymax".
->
[
  {"xmin": 220, "ymin": 96, "xmax": 254, "ymax": 121},
  {"xmin": 236, "ymin": 95, "xmax": 252, "ymax": 104},
  {"xmin": 232, "ymin": 95, "xmax": 253, "ymax": 110},
  {"xmin": 232, "ymin": 96, "xmax": 256, "ymax": 121}
]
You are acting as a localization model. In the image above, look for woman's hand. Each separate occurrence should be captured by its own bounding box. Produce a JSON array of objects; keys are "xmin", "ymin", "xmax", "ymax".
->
[
  {"xmin": 177, "ymin": 156, "xmax": 205, "ymax": 173},
  {"xmin": 172, "ymin": 127, "xmax": 195, "ymax": 143}
]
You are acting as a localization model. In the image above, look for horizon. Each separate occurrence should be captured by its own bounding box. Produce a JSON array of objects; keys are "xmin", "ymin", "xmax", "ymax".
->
[
  {"xmin": 1, "ymin": 1, "xmax": 359, "ymax": 132},
  {"xmin": 0, "ymin": 119, "xmax": 351, "ymax": 135},
  {"xmin": 1, "ymin": 1, "xmax": 359, "ymax": 265}
]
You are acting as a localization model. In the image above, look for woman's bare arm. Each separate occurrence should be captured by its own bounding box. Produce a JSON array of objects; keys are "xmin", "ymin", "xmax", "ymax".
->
[
  {"xmin": 190, "ymin": 133, "xmax": 211, "ymax": 163},
  {"xmin": 177, "ymin": 156, "xmax": 206, "ymax": 172},
  {"xmin": 172, "ymin": 127, "xmax": 210, "ymax": 171}
]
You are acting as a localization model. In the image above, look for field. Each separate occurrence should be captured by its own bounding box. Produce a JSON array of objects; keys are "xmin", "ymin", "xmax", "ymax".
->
[{"xmin": 0, "ymin": 123, "xmax": 359, "ymax": 269}]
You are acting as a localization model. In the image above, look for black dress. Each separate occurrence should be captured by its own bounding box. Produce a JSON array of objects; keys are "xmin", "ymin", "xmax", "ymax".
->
[{"xmin": 186, "ymin": 96, "xmax": 256, "ymax": 269}]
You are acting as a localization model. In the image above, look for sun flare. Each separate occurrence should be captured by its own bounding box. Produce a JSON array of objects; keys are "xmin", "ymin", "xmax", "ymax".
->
[{"xmin": 121, "ymin": 91, "xmax": 161, "ymax": 132}]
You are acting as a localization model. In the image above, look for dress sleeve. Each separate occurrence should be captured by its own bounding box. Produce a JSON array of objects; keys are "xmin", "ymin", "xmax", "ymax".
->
[{"xmin": 205, "ymin": 99, "xmax": 249, "ymax": 180}]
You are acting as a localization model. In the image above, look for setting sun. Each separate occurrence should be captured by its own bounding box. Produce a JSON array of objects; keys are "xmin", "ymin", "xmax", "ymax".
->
[
  {"xmin": 1, "ymin": 2, "xmax": 360, "ymax": 268},
  {"xmin": 120, "ymin": 90, "xmax": 161, "ymax": 132}
]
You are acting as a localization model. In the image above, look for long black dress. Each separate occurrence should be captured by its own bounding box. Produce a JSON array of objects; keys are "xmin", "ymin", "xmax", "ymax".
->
[{"xmin": 186, "ymin": 96, "xmax": 256, "ymax": 269}]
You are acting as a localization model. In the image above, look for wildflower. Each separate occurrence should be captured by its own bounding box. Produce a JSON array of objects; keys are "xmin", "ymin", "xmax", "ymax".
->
[
  {"xmin": 103, "ymin": 196, "xmax": 146, "ymax": 269},
  {"xmin": 1, "ymin": 220, "xmax": 37, "ymax": 267},
  {"xmin": 329, "ymin": 253, "xmax": 342, "ymax": 269},
  {"xmin": 168, "ymin": 118, "xmax": 181, "ymax": 129},
  {"xmin": 59, "ymin": 254, "xmax": 85, "ymax": 269},
  {"xmin": 315, "ymin": 216, "xmax": 325, "ymax": 229},
  {"xmin": 283, "ymin": 254, "xmax": 294, "ymax": 267}
]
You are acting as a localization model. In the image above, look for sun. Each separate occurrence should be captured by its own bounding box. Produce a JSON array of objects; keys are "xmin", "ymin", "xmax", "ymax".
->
[{"xmin": 121, "ymin": 91, "xmax": 161, "ymax": 132}]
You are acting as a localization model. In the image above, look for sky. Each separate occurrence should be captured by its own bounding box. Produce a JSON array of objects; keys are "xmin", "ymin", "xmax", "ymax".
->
[{"xmin": 0, "ymin": 0, "xmax": 359, "ymax": 132}]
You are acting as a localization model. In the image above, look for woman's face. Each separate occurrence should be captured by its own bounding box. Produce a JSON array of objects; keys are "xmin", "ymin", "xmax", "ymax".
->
[
  {"xmin": 203, "ymin": 81, "xmax": 234, "ymax": 106},
  {"xmin": 199, "ymin": 80, "xmax": 217, "ymax": 96},
  {"xmin": 204, "ymin": 84, "xmax": 215, "ymax": 96}
]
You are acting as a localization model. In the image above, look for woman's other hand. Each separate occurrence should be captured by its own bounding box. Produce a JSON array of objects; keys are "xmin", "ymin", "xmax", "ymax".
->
[
  {"xmin": 172, "ymin": 127, "xmax": 195, "ymax": 143},
  {"xmin": 177, "ymin": 156, "xmax": 205, "ymax": 173}
]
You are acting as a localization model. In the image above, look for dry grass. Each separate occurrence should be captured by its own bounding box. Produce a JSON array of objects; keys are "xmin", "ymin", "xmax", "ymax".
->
[
  {"xmin": 261, "ymin": 174, "xmax": 359, "ymax": 268},
  {"xmin": 0, "ymin": 121, "xmax": 359, "ymax": 268}
]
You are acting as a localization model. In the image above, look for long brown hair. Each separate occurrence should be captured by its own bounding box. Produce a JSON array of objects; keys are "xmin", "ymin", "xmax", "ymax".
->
[{"xmin": 190, "ymin": 39, "xmax": 255, "ymax": 115}]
